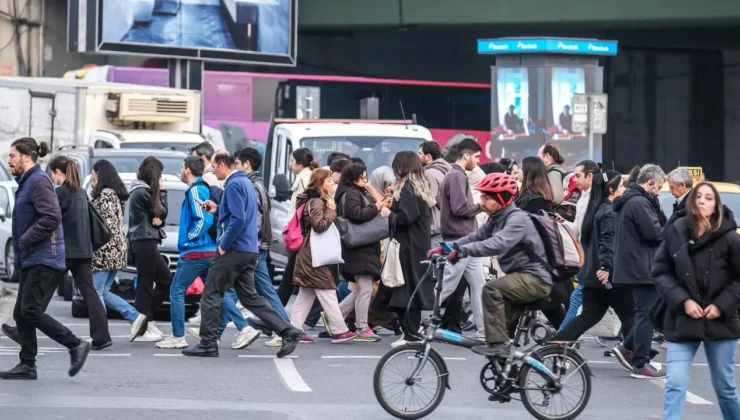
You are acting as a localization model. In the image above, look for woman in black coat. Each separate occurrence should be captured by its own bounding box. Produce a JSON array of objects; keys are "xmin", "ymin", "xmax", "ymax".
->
[
  {"xmin": 335, "ymin": 163, "xmax": 384, "ymax": 342},
  {"xmin": 653, "ymin": 182, "xmax": 740, "ymax": 420},
  {"xmin": 553, "ymin": 171, "xmax": 634, "ymax": 341},
  {"xmin": 49, "ymin": 156, "xmax": 112, "ymax": 350},
  {"xmin": 377, "ymin": 152, "xmax": 435, "ymax": 346}
]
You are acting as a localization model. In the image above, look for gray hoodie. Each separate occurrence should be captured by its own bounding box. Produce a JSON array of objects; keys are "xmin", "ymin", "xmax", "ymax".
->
[
  {"xmin": 455, "ymin": 204, "xmax": 552, "ymax": 285},
  {"xmin": 546, "ymin": 163, "xmax": 566, "ymax": 205},
  {"xmin": 424, "ymin": 158, "xmax": 452, "ymax": 236}
]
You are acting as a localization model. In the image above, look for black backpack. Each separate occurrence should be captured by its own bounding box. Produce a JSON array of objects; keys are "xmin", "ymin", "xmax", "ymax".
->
[{"xmin": 195, "ymin": 180, "xmax": 223, "ymax": 242}]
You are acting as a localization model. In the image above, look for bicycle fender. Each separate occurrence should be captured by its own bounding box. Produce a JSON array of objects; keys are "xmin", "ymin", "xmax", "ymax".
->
[{"xmin": 429, "ymin": 347, "xmax": 452, "ymax": 389}]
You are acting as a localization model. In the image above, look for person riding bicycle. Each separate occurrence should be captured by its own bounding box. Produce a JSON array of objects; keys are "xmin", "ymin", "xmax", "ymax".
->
[{"xmin": 428, "ymin": 173, "xmax": 552, "ymax": 357}]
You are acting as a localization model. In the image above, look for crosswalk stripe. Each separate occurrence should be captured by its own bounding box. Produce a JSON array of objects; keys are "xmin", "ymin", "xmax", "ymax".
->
[
  {"xmin": 274, "ymin": 358, "xmax": 311, "ymax": 392},
  {"xmin": 650, "ymin": 378, "xmax": 714, "ymax": 405}
]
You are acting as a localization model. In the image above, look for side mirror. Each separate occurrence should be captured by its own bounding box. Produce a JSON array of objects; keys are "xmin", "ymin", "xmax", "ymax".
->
[
  {"xmin": 0, "ymin": 207, "xmax": 6, "ymax": 222},
  {"xmin": 272, "ymin": 174, "xmax": 292, "ymax": 202}
]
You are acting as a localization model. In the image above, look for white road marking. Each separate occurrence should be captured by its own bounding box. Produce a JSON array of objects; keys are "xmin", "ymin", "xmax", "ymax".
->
[
  {"xmin": 63, "ymin": 323, "xmax": 130, "ymax": 327},
  {"xmin": 0, "ymin": 335, "xmax": 130, "ymax": 340},
  {"xmin": 0, "ymin": 352, "xmax": 43, "ymax": 356},
  {"xmin": 650, "ymin": 378, "xmax": 714, "ymax": 405},
  {"xmin": 89, "ymin": 353, "xmax": 130, "ymax": 357},
  {"xmin": 322, "ymin": 355, "xmax": 380, "ymax": 359},
  {"xmin": 273, "ymin": 357, "xmax": 312, "ymax": 392},
  {"xmin": 238, "ymin": 355, "xmax": 298, "ymax": 359},
  {"xmin": 153, "ymin": 354, "xmax": 184, "ymax": 357}
]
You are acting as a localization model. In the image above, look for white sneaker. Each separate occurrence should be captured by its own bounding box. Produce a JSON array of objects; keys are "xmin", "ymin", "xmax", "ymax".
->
[
  {"xmin": 226, "ymin": 321, "xmax": 236, "ymax": 329},
  {"xmin": 187, "ymin": 311, "xmax": 201, "ymax": 324},
  {"xmin": 391, "ymin": 335, "xmax": 407, "ymax": 348},
  {"xmin": 476, "ymin": 330, "xmax": 485, "ymax": 340},
  {"xmin": 156, "ymin": 336, "xmax": 188, "ymax": 349},
  {"xmin": 188, "ymin": 327, "xmax": 201, "ymax": 341},
  {"xmin": 134, "ymin": 330, "xmax": 162, "ymax": 342},
  {"xmin": 148, "ymin": 322, "xmax": 164, "ymax": 337},
  {"xmin": 231, "ymin": 326, "xmax": 261, "ymax": 349},
  {"xmin": 129, "ymin": 314, "xmax": 147, "ymax": 342},
  {"xmin": 265, "ymin": 336, "xmax": 282, "ymax": 347}
]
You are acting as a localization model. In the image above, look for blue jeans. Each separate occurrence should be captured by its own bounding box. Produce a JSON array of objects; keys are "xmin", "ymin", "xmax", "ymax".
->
[
  {"xmin": 171, "ymin": 257, "xmax": 247, "ymax": 338},
  {"xmin": 664, "ymin": 340, "xmax": 740, "ymax": 420},
  {"xmin": 92, "ymin": 270, "xmax": 140, "ymax": 323},
  {"xmin": 558, "ymin": 284, "xmax": 583, "ymax": 332},
  {"xmin": 254, "ymin": 249, "xmax": 290, "ymax": 322}
]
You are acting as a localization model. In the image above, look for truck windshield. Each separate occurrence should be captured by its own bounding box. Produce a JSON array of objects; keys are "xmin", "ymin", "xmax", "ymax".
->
[
  {"xmin": 91, "ymin": 156, "xmax": 185, "ymax": 176},
  {"xmin": 300, "ymin": 136, "xmax": 427, "ymax": 174},
  {"xmin": 119, "ymin": 142, "xmax": 195, "ymax": 153}
]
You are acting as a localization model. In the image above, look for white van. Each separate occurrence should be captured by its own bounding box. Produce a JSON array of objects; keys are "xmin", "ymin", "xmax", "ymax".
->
[{"xmin": 263, "ymin": 119, "xmax": 434, "ymax": 275}]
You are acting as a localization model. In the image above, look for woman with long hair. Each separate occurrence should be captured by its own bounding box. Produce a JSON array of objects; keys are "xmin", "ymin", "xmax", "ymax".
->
[
  {"xmin": 515, "ymin": 156, "xmax": 554, "ymax": 214},
  {"xmin": 552, "ymin": 171, "xmax": 634, "ymax": 341},
  {"xmin": 378, "ymin": 151, "xmax": 435, "ymax": 347},
  {"xmin": 278, "ymin": 148, "xmax": 321, "ymax": 307},
  {"xmin": 128, "ymin": 156, "xmax": 172, "ymax": 342},
  {"xmin": 49, "ymin": 155, "xmax": 112, "ymax": 350},
  {"xmin": 334, "ymin": 163, "xmax": 384, "ymax": 342},
  {"xmin": 291, "ymin": 167, "xmax": 357, "ymax": 344},
  {"xmin": 654, "ymin": 182, "xmax": 740, "ymax": 419},
  {"xmin": 90, "ymin": 160, "xmax": 144, "ymax": 337}
]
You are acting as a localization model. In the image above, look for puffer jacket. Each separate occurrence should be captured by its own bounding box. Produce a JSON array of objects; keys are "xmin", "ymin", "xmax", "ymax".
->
[
  {"xmin": 424, "ymin": 158, "xmax": 451, "ymax": 236},
  {"xmin": 293, "ymin": 190, "xmax": 337, "ymax": 289},
  {"xmin": 652, "ymin": 207, "xmax": 740, "ymax": 342},
  {"xmin": 12, "ymin": 164, "xmax": 65, "ymax": 271},
  {"xmin": 56, "ymin": 182, "xmax": 93, "ymax": 259},
  {"xmin": 127, "ymin": 180, "xmax": 168, "ymax": 242},
  {"xmin": 335, "ymin": 183, "xmax": 381, "ymax": 281}
]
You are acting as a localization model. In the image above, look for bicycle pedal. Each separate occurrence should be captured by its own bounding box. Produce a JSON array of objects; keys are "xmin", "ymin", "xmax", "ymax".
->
[{"xmin": 488, "ymin": 394, "xmax": 511, "ymax": 403}]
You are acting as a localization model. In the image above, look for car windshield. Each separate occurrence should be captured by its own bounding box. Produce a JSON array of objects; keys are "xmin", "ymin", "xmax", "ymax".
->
[
  {"xmin": 300, "ymin": 136, "xmax": 427, "ymax": 174},
  {"xmin": 119, "ymin": 142, "xmax": 195, "ymax": 153},
  {"xmin": 659, "ymin": 191, "xmax": 740, "ymax": 224},
  {"xmin": 87, "ymin": 182, "xmax": 185, "ymax": 227},
  {"xmin": 91, "ymin": 156, "xmax": 185, "ymax": 176}
]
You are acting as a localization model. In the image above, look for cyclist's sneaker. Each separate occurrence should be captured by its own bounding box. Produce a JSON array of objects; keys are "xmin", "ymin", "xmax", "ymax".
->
[
  {"xmin": 611, "ymin": 344, "xmax": 634, "ymax": 371},
  {"xmin": 630, "ymin": 363, "xmax": 666, "ymax": 379},
  {"xmin": 391, "ymin": 335, "xmax": 407, "ymax": 348},
  {"xmin": 331, "ymin": 331, "xmax": 358, "ymax": 343},
  {"xmin": 299, "ymin": 333, "xmax": 314, "ymax": 344},
  {"xmin": 472, "ymin": 342, "xmax": 510, "ymax": 358},
  {"xmin": 354, "ymin": 328, "xmax": 381, "ymax": 342}
]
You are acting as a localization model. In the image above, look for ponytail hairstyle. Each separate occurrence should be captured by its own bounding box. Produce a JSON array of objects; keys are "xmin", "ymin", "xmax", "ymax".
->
[
  {"xmin": 580, "ymin": 167, "xmax": 622, "ymax": 243},
  {"xmin": 137, "ymin": 156, "xmax": 164, "ymax": 217},
  {"xmin": 292, "ymin": 148, "xmax": 315, "ymax": 170},
  {"xmin": 11, "ymin": 137, "xmax": 50, "ymax": 162},
  {"xmin": 48, "ymin": 155, "xmax": 81, "ymax": 193}
]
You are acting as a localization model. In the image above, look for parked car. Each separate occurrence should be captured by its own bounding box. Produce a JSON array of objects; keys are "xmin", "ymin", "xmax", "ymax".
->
[
  {"xmin": 45, "ymin": 147, "xmax": 190, "ymax": 179},
  {"xmin": 0, "ymin": 166, "xmax": 18, "ymax": 280},
  {"xmin": 70, "ymin": 173, "xmax": 200, "ymax": 319}
]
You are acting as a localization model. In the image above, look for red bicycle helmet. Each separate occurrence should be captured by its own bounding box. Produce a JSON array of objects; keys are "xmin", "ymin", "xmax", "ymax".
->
[{"xmin": 475, "ymin": 173, "xmax": 518, "ymax": 206}]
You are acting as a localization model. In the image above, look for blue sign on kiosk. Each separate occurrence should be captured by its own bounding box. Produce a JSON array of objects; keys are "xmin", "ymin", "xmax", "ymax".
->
[
  {"xmin": 477, "ymin": 37, "xmax": 618, "ymax": 56},
  {"xmin": 478, "ymin": 37, "xmax": 616, "ymax": 166}
]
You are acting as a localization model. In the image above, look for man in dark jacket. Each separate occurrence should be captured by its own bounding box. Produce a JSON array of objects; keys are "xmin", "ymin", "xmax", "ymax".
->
[
  {"xmin": 666, "ymin": 168, "xmax": 693, "ymax": 224},
  {"xmin": 182, "ymin": 151, "xmax": 301, "ymax": 358},
  {"xmin": 235, "ymin": 148, "xmax": 291, "ymax": 346},
  {"xmin": 430, "ymin": 138, "xmax": 486, "ymax": 337},
  {"xmin": 611, "ymin": 163, "xmax": 667, "ymax": 379},
  {"xmin": 0, "ymin": 138, "xmax": 90, "ymax": 380}
]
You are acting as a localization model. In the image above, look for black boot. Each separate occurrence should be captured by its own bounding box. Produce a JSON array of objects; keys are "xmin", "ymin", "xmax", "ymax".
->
[
  {"xmin": 277, "ymin": 328, "xmax": 301, "ymax": 358},
  {"xmin": 0, "ymin": 363, "xmax": 37, "ymax": 380},
  {"xmin": 1, "ymin": 324, "xmax": 19, "ymax": 345},
  {"xmin": 69, "ymin": 341, "xmax": 92, "ymax": 377},
  {"xmin": 182, "ymin": 343, "xmax": 219, "ymax": 357}
]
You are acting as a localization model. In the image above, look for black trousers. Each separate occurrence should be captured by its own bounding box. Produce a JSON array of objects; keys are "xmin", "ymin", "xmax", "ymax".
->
[
  {"xmin": 395, "ymin": 307, "xmax": 422, "ymax": 341},
  {"xmin": 14, "ymin": 265, "xmax": 81, "ymax": 366},
  {"xmin": 131, "ymin": 239, "xmax": 172, "ymax": 323},
  {"xmin": 440, "ymin": 276, "xmax": 468, "ymax": 333},
  {"xmin": 199, "ymin": 250, "xmax": 292, "ymax": 346},
  {"xmin": 278, "ymin": 252, "xmax": 297, "ymax": 306},
  {"xmin": 553, "ymin": 285, "xmax": 635, "ymax": 342},
  {"xmin": 623, "ymin": 284, "xmax": 657, "ymax": 368},
  {"xmin": 67, "ymin": 258, "xmax": 111, "ymax": 346}
]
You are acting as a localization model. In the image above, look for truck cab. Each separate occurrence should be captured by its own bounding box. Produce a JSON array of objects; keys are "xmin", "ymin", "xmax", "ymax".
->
[{"xmin": 263, "ymin": 118, "xmax": 433, "ymax": 273}]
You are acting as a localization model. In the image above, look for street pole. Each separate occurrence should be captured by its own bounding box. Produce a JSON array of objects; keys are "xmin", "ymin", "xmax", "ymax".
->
[{"xmin": 587, "ymin": 95, "xmax": 594, "ymax": 161}]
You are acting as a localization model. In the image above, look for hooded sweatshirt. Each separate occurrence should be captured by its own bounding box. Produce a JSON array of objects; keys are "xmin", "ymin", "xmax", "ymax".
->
[
  {"xmin": 546, "ymin": 163, "xmax": 567, "ymax": 204},
  {"xmin": 438, "ymin": 163, "xmax": 481, "ymax": 240},
  {"xmin": 424, "ymin": 158, "xmax": 452, "ymax": 236},
  {"xmin": 291, "ymin": 167, "xmax": 313, "ymax": 213}
]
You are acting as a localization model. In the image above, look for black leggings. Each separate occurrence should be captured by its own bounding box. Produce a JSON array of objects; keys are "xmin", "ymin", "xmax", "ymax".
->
[
  {"xmin": 67, "ymin": 258, "xmax": 110, "ymax": 346},
  {"xmin": 131, "ymin": 239, "xmax": 172, "ymax": 323},
  {"xmin": 553, "ymin": 285, "xmax": 634, "ymax": 341},
  {"xmin": 278, "ymin": 252, "xmax": 297, "ymax": 306}
]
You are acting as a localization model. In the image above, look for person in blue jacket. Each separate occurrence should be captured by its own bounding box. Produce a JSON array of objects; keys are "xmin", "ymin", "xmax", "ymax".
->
[
  {"xmin": 181, "ymin": 151, "xmax": 301, "ymax": 358},
  {"xmin": 157, "ymin": 156, "xmax": 258, "ymax": 351}
]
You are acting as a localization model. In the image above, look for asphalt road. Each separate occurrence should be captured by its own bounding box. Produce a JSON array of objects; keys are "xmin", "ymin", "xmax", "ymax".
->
[{"xmin": 0, "ymin": 284, "xmax": 734, "ymax": 420}]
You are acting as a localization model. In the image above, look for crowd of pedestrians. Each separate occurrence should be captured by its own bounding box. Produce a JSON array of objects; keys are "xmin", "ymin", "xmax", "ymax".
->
[{"xmin": 0, "ymin": 135, "xmax": 739, "ymax": 420}]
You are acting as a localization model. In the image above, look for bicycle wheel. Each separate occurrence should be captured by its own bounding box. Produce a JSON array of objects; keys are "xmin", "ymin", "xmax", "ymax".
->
[
  {"xmin": 519, "ymin": 346, "xmax": 592, "ymax": 420},
  {"xmin": 373, "ymin": 344, "xmax": 447, "ymax": 420}
]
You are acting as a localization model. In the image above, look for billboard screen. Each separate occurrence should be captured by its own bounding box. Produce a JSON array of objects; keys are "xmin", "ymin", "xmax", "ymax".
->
[{"xmin": 68, "ymin": 0, "xmax": 297, "ymax": 66}]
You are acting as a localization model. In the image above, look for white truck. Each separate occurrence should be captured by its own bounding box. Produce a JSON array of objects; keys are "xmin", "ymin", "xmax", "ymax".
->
[
  {"xmin": 0, "ymin": 77, "xmax": 223, "ymax": 156},
  {"xmin": 263, "ymin": 118, "xmax": 434, "ymax": 275}
]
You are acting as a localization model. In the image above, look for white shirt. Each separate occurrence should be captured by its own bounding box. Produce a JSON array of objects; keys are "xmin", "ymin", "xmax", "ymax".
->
[
  {"xmin": 564, "ymin": 188, "xmax": 591, "ymax": 241},
  {"xmin": 677, "ymin": 190, "xmax": 690, "ymax": 206}
]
